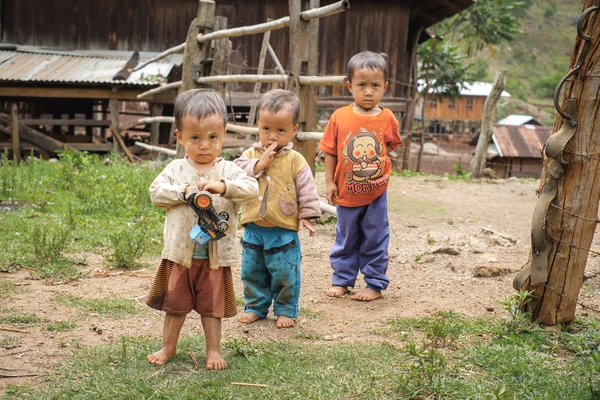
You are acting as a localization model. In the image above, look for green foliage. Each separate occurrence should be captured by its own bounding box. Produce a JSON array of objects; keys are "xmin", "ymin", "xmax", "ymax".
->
[
  {"xmin": 0, "ymin": 281, "xmax": 17, "ymax": 299},
  {"xmin": 0, "ymin": 153, "xmax": 164, "ymax": 274},
  {"xmin": 57, "ymin": 295, "xmax": 142, "ymax": 316},
  {"xmin": 107, "ymin": 217, "xmax": 151, "ymax": 270},
  {"xmin": 0, "ymin": 313, "xmax": 42, "ymax": 324},
  {"xmin": 45, "ymin": 321, "xmax": 77, "ymax": 333},
  {"xmin": 544, "ymin": 2, "xmax": 559, "ymax": 18},
  {"xmin": 418, "ymin": 41, "xmax": 475, "ymax": 99},
  {"xmin": 499, "ymin": 290, "xmax": 534, "ymax": 333},
  {"xmin": 532, "ymin": 71, "xmax": 563, "ymax": 98}
]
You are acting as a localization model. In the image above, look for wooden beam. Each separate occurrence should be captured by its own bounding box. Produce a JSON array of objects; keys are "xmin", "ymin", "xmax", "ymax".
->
[
  {"xmin": 266, "ymin": 42, "xmax": 285, "ymax": 74},
  {"xmin": 197, "ymin": 75, "xmax": 287, "ymax": 84},
  {"xmin": 299, "ymin": 0, "xmax": 349, "ymax": 21},
  {"xmin": 0, "ymin": 141, "xmax": 49, "ymax": 159},
  {"xmin": 211, "ymin": 16, "xmax": 232, "ymax": 96},
  {"xmin": 0, "ymin": 114, "xmax": 79, "ymax": 154},
  {"xmin": 21, "ymin": 119, "xmax": 111, "ymax": 127},
  {"xmin": 68, "ymin": 143, "xmax": 114, "ymax": 152},
  {"xmin": 149, "ymin": 104, "xmax": 164, "ymax": 145},
  {"xmin": 134, "ymin": 141, "xmax": 176, "ymax": 156},
  {"xmin": 297, "ymin": 75, "xmax": 345, "ymax": 86},
  {"xmin": 137, "ymin": 81, "xmax": 182, "ymax": 100},
  {"xmin": 0, "ymin": 86, "xmax": 175, "ymax": 103},
  {"xmin": 197, "ymin": 16, "xmax": 291, "ymax": 44},
  {"xmin": 109, "ymin": 99, "xmax": 136, "ymax": 163},
  {"xmin": 11, "ymin": 104, "xmax": 20, "ymax": 163},
  {"xmin": 296, "ymin": 131, "xmax": 323, "ymax": 141},
  {"xmin": 133, "ymin": 43, "xmax": 186, "ymax": 72}
]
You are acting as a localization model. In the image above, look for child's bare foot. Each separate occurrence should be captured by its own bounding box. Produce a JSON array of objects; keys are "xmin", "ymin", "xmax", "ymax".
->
[
  {"xmin": 147, "ymin": 347, "xmax": 175, "ymax": 365},
  {"xmin": 238, "ymin": 312, "xmax": 262, "ymax": 324},
  {"xmin": 276, "ymin": 315, "xmax": 295, "ymax": 329},
  {"xmin": 351, "ymin": 288, "xmax": 382, "ymax": 302},
  {"xmin": 206, "ymin": 350, "xmax": 227, "ymax": 370},
  {"xmin": 326, "ymin": 286, "xmax": 349, "ymax": 297}
]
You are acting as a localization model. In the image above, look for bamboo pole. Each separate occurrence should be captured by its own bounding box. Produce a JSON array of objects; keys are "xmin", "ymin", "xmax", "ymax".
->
[
  {"xmin": 227, "ymin": 123, "xmax": 258, "ymax": 135},
  {"xmin": 299, "ymin": 0, "xmax": 350, "ymax": 21},
  {"xmin": 197, "ymin": 16, "xmax": 290, "ymax": 44},
  {"xmin": 297, "ymin": 75, "xmax": 346, "ymax": 86},
  {"xmin": 134, "ymin": 141, "xmax": 176, "ymax": 156},
  {"xmin": 296, "ymin": 131, "xmax": 323, "ymax": 141},
  {"xmin": 248, "ymin": 25, "xmax": 273, "ymax": 130},
  {"xmin": 11, "ymin": 103, "xmax": 20, "ymax": 163},
  {"xmin": 132, "ymin": 43, "xmax": 186, "ymax": 72},
  {"xmin": 137, "ymin": 81, "xmax": 182, "ymax": 100},
  {"xmin": 197, "ymin": 75, "xmax": 287, "ymax": 84},
  {"xmin": 120, "ymin": 116, "xmax": 175, "ymax": 131},
  {"xmin": 266, "ymin": 42, "xmax": 285, "ymax": 74}
]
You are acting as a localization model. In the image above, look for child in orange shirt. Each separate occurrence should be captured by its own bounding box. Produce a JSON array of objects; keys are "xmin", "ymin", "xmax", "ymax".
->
[{"xmin": 318, "ymin": 51, "xmax": 402, "ymax": 301}]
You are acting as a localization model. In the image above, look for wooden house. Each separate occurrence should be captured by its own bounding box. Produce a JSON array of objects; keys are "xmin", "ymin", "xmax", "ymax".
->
[
  {"xmin": 0, "ymin": 0, "xmax": 474, "ymax": 156},
  {"xmin": 415, "ymin": 81, "xmax": 510, "ymax": 136},
  {"xmin": 487, "ymin": 124, "xmax": 552, "ymax": 178}
]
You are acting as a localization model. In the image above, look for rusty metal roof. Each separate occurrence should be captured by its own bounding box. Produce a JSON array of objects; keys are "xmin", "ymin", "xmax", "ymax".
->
[
  {"xmin": 492, "ymin": 124, "xmax": 553, "ymax": 159},
  {"xmin": 0, "ymin": 50, "xmax": 173, "ymax": 86}
]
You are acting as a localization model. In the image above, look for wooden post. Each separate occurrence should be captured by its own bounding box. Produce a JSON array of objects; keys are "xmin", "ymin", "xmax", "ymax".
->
[
  {"xmin": 247, "ymin": 21, "xmax": 273, "ymax": 131},
  {"xmin": 211, "ymin": 16, "xmax": 231, "ymax": 97},
  {"xmin": 177, "ymin": 0, "xmax": 216, "ymax": 158},
  {"xmin": 150, "ymin": 103, "xmax": 163, "ymax": 145},
  {"xmin": 11, "ymin": 103, "xmax": 20, "ymax": 163},
  {"xmin": 109, "ymin": 99, "xmax": 136, "ymax": 163},
  {"xmin": 516, "ymin": 0, "xmax": 600, "ymax": 325},
  {"xmin": 287, "ymin": 0, "xmax": 318, "ymax": 175},
  {"xmin": 470, "ymin": 71, "xmax": 505, "ymax": 178}
]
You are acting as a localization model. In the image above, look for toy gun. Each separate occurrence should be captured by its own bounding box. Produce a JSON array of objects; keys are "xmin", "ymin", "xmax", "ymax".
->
[{"xmin": 186, "ymin": 190, "xmax": 230, "ymax": 245}]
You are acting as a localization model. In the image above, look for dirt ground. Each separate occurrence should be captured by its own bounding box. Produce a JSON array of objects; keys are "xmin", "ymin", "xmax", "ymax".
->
[{"xmin": 3, "ymin": 173, "xmax": 600, "ymax": 391}]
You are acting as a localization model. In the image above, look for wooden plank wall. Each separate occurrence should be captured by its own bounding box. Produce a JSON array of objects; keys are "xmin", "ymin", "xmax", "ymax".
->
[
  {"xmin": 423, "ymin": 96, "xmax": 487, "ymax": 121},
  {"xmin": 1, "ymin": 0, "xmax": 413, "ymax": 98}
]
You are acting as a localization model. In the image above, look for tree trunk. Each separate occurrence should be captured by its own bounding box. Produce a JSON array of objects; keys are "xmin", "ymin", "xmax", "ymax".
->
[
  {"xmin": 514, "ymin": 0, "xmax": 600, "ymax": 325},
  {"xmin": 470, "ymin": 71, "xmax": 505, "ymax": 177}
]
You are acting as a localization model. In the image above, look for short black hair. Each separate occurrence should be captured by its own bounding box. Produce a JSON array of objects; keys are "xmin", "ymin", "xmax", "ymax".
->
[
  {"xmin": 174, "ymin": 89, "xmax": 227, "ymax": 130},
  {"xmin": 347, "ymin": 51, "xmax": 387, "ymax": 83},
  {"xmin": 257, "ymin": 89, "xmax": 300, "ymax": 125}
]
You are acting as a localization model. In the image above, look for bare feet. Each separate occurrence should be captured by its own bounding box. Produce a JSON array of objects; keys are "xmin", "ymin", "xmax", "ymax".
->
[
  {"xmin": 276, "ymin": 315, "xmax": 295, "ymax": 329},
  {"xmin": 325, "ymin": 286, "xmax": 349, "ymax": 298},
  {"xmin": 351, "ymin": 288, "xmax": 382, "ymax": 302},
  {"xmin": 206, "ymin": 350, "xmax": 227, "ymax": 370},
  {"xmin": 147, "ymin": 347, "xmax": 175, "ymax": 365},
  {"xmin": 238, "ymin": 312, "xmax": 262, "ymax": 324}
]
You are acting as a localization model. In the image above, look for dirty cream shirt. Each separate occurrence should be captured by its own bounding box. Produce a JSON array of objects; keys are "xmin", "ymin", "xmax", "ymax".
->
[{"xmin": 150, "ymin": 157, "xmax": 258, "ymax": 269}]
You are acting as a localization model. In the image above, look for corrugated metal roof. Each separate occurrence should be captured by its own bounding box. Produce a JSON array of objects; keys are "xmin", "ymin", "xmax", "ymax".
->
[
  {"xmin": 0, "ymin": 50, "xmax": 173, "ymax": 86},
  {"xmin": 492, "ymin": 125, "xmax": 553, "ymax": 159},
  {"xmin": 418, "ymin": 80, "xmax": 511, "ymax": 97},
  {"xmin": 497, "ymin": 114, "xmax": 541, "ymax": 126}
]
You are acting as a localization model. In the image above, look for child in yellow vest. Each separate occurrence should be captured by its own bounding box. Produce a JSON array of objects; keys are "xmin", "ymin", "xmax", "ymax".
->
[{"xmin": 234, "ymin": 89, "xmax": 321, "ymax": 328}]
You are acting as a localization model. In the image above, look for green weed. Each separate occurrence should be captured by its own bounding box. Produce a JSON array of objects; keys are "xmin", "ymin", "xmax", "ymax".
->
[
  {"xmin": 45, "ymin": 321, "xmax": 77, "ymax": 333},
  {"xmin": 0, "ymin": 313, "xmax": 42, "ymax": 324},
  {"xmin": 57, "ymin": 295, "xmax": 142, "ymax": 316},
  {"xmin": 107, "ymin": 217, "xmax": 150, "ymax": 270},
  {"xmin": 0, "ymin": 280, "xmax": 17, "ymax": 299}
]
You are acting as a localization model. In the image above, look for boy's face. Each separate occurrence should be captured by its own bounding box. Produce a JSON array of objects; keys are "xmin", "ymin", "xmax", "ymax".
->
[
  {"xmin": 346, "ymin": 67, "xmax": 388, "ymax": 110},
  {"xmin": 176, "ymin": 114, "xmax": 225, "ymax": 165},
  {"xmin": 257, "ymin": 107, "xmax": 298, "ymax": 151}
]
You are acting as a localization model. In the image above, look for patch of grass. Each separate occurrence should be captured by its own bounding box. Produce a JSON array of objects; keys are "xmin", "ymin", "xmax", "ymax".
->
[
  {"xmin": 107, "ymin": 217, "xmax": 150, "ymax": 270},
  {"xmin": 45, "ymin": 320, "xmax": 77, "ymax": 333},
  {"xmin": 299, "ymin": 307, "xmax": 323, "ymax": 319},
  {"xmin": 0, "ymin": 335, "xmax": 21, "ymax": 349},
  {"xmin": 57, "ymin": 295, "xmax": 142, "ymax": 316},
  {"xmin": 31, "ymin": 256, "xmax": 83, "ymax": 284},
  {"xmin": 8, "ymin": 328, "xmax": 600, "ymax": 400},
  {"xmin": 0, "ymin": 313, "xmax": 42, "ymax": 325},
  {"xmin": 0, "ymin": 280, "xmax": 17, "ymax": 299}
]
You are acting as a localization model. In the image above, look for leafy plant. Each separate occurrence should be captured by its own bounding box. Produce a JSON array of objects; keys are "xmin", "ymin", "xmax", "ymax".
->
[{"xmin": 107, "ymin": 217, "xmax": 150, "ymax": 270}]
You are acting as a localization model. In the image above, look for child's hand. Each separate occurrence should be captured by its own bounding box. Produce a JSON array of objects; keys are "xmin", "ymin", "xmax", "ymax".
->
[
  {"xmin": 299, "ymin": 219, "xmax": 315, "ymax": 236},
  {"xmin": 255, "ymin": 142, "xmax": 278, "ymax": 173},
  {"xmin": 197, "ymin": 180, "xmax": 226, "ymax": 194},
  {"xmin": 185, "ymin": 185, "xmax": 198, "ymax": 198},
  {"xmin": 325, "ymin": 181, "xmax": 338, "ymax": 205}
]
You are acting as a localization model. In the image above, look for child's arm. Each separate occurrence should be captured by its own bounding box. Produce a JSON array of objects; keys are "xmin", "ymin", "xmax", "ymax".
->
[
  {"xmin": 234, "ymin": 143, "xmax": 277, "ymax": 177},
  {"xmin": 220, "ymin": 163, "xmax": 259, "ymax": 205},
  {"xmin": 324, "ymin": 153, "xmax": 338, "ymax": 205},
  {"xmin": 296, "ymin": 164, "xmax": 321, "ymax": 236},
  {"xmin": 149, "ymin": 164, "xmax": 190, "ymax": 210}
]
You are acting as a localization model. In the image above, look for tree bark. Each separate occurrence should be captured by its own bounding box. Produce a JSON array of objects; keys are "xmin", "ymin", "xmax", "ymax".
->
[
  {"xmin": 516, "ymin": 0, "xmax": 600, "ymax": 325},
  {"xmin": 470, "ymin": 71, "xmax": 505, "ymax": 177}
]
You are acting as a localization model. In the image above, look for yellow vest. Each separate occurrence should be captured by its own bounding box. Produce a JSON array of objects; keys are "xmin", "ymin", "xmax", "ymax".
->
[{"xmin": 240, "ymin": 148, "xmax": 308, "ymax": 231}]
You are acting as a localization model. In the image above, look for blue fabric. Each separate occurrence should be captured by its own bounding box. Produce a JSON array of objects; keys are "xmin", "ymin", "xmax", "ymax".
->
[
  {"xmin": 330, "ymin": 191, "xmax": 390, "ymax": 291},
  {"xmin": 240, "ymin": 223, "xmax": 301, "ymax": 318}
]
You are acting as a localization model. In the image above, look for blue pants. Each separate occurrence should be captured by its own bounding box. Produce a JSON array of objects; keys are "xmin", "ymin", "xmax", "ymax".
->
[
  {"xmin": 330, "ymin": 191, "xmax": 390, "ymax": 291},
  {"xmin": 240, "ymin": 223, "xmax": 301, "ymax": 319}
]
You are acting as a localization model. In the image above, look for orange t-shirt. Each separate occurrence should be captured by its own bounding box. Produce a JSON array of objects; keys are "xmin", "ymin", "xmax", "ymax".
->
[{"xmin": 318, "ymin": 105, "xmax": 402, "ymax": 207}]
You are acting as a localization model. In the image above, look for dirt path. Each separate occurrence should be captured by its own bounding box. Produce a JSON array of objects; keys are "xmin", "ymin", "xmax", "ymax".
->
[{"xmin": 3, "ymin": 174, "xmax": 600, "ymax": 391}]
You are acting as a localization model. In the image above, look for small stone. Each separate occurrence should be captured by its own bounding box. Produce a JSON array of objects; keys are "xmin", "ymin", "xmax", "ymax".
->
[{"xmin": 242, "ymin": 326, "xmax": 249, "ymax": 334}]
